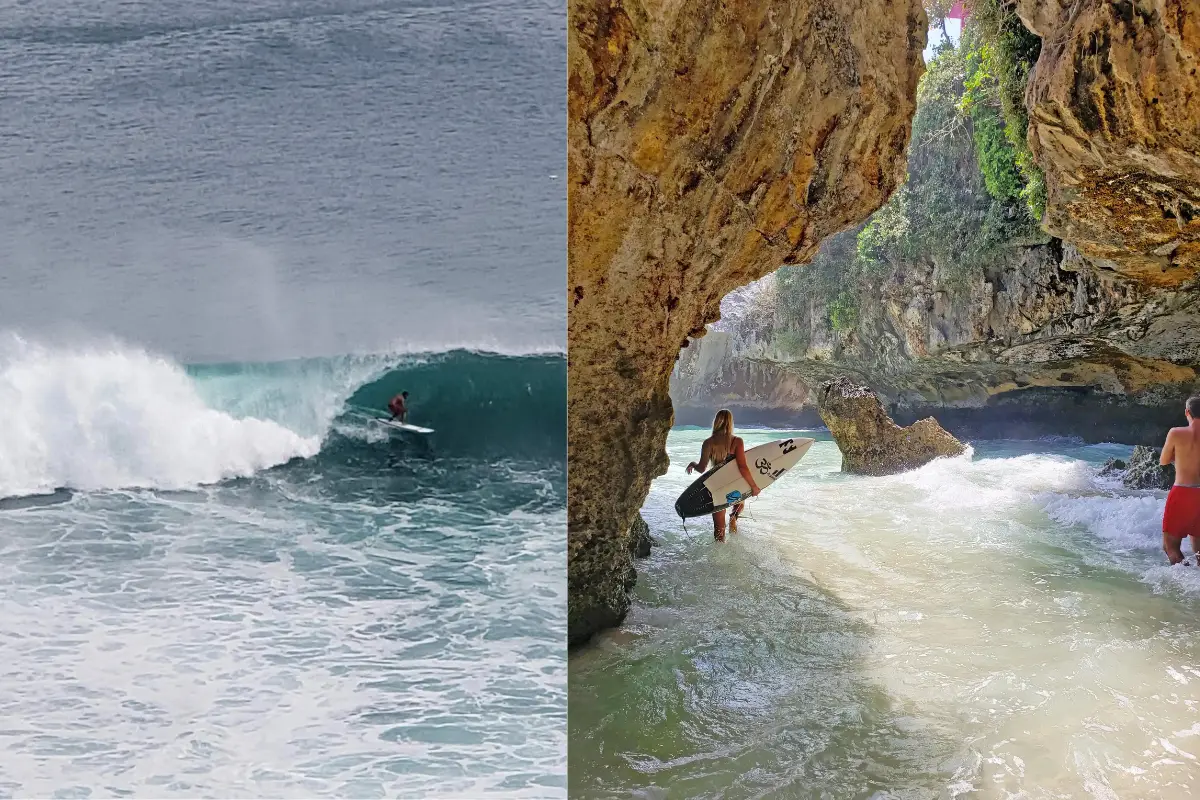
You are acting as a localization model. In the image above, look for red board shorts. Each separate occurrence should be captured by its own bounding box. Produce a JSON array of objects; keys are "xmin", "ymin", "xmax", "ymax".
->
[{"xmin": 1163, "ymin": 485, "xmax": 1200, "ymax": 539}]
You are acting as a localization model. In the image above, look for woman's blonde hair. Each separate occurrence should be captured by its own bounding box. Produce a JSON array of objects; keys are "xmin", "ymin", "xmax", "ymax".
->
[{"xmin": 710, "ymin": 409, "xmax": 734, "ymax": 462}]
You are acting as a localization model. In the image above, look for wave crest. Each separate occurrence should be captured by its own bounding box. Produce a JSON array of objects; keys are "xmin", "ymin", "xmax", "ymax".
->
[
  {"xmin": 0, "ymin": 337, "xmax": 564, "ymax": 499},
  {"xmin": 0, "ymin": 337, "xmax": 319, "ymax": 498}
]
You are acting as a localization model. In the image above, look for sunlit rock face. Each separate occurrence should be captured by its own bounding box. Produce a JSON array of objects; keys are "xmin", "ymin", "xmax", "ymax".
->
[
  {"xmin": 1020, "ymin": 0, "xmax": 1200, "ymax": 286},
  {"xmin": 567, "ymin": 0, "xmax": 927, "ymax": 643},
  {"xmin": 816, "ymin": 377, "xmax": 966, "ymax": 476}
]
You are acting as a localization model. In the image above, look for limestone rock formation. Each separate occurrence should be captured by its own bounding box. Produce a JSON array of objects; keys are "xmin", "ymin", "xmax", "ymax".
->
[
  {"xmin": 567, "ymin": 0, "xmax": 927, "ymax": 643},
  {"xmin": 1121, "ymin": 445, "xmax": 1175, "ymax": 490},
  {"xmin": 816, "ymin": 377, "xmax": 966, "ymax": 475},
  {"xmin": 1020, "ymin": 0, "xmax": 1200, "ymax": 286},
  {"xmin": 671, "ymin": 249, "xmax": 1199, "ymax": 445},
  {"xmin": 668, "ymin": 7, "xmax": 1200, "ymax": 445}
]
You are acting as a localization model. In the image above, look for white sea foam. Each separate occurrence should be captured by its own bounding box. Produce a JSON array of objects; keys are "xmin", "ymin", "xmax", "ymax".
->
[
  {"xmin": 0, "ymin": 335, "xmax": 320, "ymax": 497},
  {"xmin": 579, "ymin": 431, "xmax": 1200, "ymax": 798}
]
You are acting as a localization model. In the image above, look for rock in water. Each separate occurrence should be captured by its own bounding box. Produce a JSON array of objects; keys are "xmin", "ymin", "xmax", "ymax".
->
[
  {"xmin": 817, "ymin": 377, "xmax": 966, "ymax": 475},
  {"xmin": 1098, "ymin": 458, "xmax": 1127, "ymax": 477},
  {"xmin": 629, "ymin": 515, "xmax": 652, "ymax": 559},
  {"xmin": 1122, "ymin": 446, "xmax": 1175, "ymax": 490}
]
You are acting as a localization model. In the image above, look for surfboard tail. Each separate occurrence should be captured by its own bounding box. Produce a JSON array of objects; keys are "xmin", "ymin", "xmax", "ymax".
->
[{"xmin": 675, "ymin": 481, "xmax": 716, "ymax": 520}]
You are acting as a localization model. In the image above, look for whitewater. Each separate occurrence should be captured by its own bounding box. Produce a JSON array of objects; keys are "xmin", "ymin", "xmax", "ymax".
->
[
  {"xmin": 571, "ymin": 427, "xmax": 1200, "ymax": 798},
  {"xmin": 0, "ymin": 337, "xmax": 566, "ymax": 796}
]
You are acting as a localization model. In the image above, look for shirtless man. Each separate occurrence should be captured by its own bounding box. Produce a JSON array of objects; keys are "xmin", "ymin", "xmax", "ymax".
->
[
  {"xmin": 387, "ymin": 391, "xmax": 409, "ymax": 424},
  {"xmin": 1160, "ymin": 396, "xmax": 1200, "ymax": 565}
]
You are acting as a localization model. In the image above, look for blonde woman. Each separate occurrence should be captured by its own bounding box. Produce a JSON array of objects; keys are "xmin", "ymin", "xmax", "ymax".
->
[{"xmin": 685, "ymin": 409, "xmax": 760, "ymax": 541}]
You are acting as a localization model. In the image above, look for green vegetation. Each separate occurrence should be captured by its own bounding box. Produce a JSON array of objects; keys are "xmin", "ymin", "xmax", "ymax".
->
[
  {"xmin": 768, "ymin": 9, "xmax": 1045, "ymax": 357},
  {"xmin": 773, "ymin": 328, "xmax": 809, "ymax": 358},
  {"xmin": 827, "ymin": 292, "xmax": 859, "ymax": 332},
  {"xmin": 959, "ymin": 0, "xmax": 1045, "ymax": 218}
]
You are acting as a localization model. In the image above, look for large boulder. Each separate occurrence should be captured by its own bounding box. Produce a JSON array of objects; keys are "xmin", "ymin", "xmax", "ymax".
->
[
  {"xmin": 817, "ymin": 377, "xmax": 966, "ymax": 475},
  {"xmin": 1121, "ymin": 445, "xmax": 1175, "ymax": 490}
]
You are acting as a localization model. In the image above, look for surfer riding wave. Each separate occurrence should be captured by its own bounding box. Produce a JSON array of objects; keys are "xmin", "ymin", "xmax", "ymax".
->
[
  {"xmin": 686, "ymin": 409, "xmax": 760, "ymax": 542},
  {"xmin": 388, "ymin": 391, "xmax": 409, "ymax": 423},
  {"xmin": 0, "ymin": 343, "xmax": 564, "ymax": 499}
]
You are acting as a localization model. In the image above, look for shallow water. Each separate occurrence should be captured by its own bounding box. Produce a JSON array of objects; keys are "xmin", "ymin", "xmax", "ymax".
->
[{"xmin": 570, "ymin": 427, "xmax": 1200, "ymax": 799}]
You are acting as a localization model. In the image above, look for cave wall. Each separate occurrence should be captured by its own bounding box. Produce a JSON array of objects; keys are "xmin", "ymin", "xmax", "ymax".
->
[
  {"xmin": 567, "ymin": 0, "xmax": 928, "ymax": 644},
  {"xmin": 1019, "ymin": 0, "xmax": 1200, "ymax": 286},
  {"xmin": 671, "ymin": 0, "xmax": 1200, "ymax": 450}
]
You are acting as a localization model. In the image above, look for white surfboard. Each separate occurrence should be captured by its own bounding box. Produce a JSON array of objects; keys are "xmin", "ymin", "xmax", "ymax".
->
[
  {"xmin": 372, "ymin": 418, "xmax": 434, "ymax": 435},
  {"xmin": 674, "ymin": 437, "xmax": 815, "ymax": 518}
]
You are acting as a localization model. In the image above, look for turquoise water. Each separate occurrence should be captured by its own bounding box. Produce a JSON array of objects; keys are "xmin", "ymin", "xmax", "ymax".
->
[
  {"xmin": 0, "ymin": 344, "xmax": 565, "ymax": 796},
  {"xmin": 571, "ymin": 427, "xmax": 1200, "ymax": 798}
]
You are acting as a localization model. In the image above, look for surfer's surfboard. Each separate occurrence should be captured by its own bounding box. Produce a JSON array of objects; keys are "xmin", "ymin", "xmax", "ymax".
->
[
  {"xmin": 674, "ymin": 437, "xmax": 815, "ymax": 519},
  {"xmin": 372, "ymin": 418, "xmax": 434, "ymax": 435}
]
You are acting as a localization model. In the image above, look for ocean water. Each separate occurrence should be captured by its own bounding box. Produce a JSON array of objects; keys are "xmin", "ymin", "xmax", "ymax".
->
[
  {"xmin": 0, "ymin": 0, "xmax": 564, "ymax": 359},
  {"xmin": 0, "ymin": 342, "xmax": 565, "ymax": 796},
  {"xmin": 571, "ymin": 427, "xmax": 1200, "ymax": 799},
  {"xmin": 0, "ymin": 0, "xmax": 565, "ymax": 794}
]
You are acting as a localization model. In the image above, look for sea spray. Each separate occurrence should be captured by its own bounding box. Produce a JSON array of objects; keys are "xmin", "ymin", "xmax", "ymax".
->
[
  {"xmin": 0, "ymin": 336, "xmax": 564, "ymax": 499},
  {"xmin": 0, "ymin": 336, "xmax": 319, "ymax": 497}
]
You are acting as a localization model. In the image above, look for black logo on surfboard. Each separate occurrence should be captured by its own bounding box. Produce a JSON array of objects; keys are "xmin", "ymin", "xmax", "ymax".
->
[{"xmin": 755, "ymin": 457, "xmax": 786, "ymax": 479}]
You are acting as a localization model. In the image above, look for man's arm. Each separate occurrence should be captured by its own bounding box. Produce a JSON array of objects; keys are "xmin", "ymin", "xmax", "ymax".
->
[
  {"xmin": 1162, "ymin": 429, "xmax": 1176, "ymax": 466},
  {"xmin": 733, "ymin": 439, "xmax": 760, "ymax": 495}
]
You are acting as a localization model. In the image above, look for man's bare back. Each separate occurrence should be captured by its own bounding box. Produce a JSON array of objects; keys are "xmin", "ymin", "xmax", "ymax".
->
[
  {"xmin": 1160, "ymin": 397, "xmax": 1200, "ymax": 565},
  {"xmin": 1162, "ymin": 420, "xmax": 1200, "ymax": 486}
]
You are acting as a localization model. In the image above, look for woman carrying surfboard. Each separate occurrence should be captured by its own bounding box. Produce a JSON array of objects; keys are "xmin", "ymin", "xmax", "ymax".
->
[{"xmin": 685, "ymin": 409, "xmax": 759, "ymax": 542}]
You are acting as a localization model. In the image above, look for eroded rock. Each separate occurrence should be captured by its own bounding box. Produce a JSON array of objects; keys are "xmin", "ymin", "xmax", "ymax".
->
[
  {"xmin": 629, "ymin": 514, "xmax": 652, "ymax": 559},
  {"xmin": 1022, "ymin": 1, "xmax": 1200, "ymax": 286},
  {"xmin": 816, "ymin": 377, "xmax": 966, "ymax": 475},
  {"xmin": 1121, "ymin": 445, "xmax": 1175, "ymax": 490},
  {"xmin": 567, "ymin": 0, "xmax": 927, "ymax": 644}
]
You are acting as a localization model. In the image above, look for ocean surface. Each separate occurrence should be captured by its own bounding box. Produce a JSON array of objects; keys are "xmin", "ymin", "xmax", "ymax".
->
[
  {"xmin": 571, "ymin": 427, "xmax": 1200, "ymax": 799},
  {"xmin": 0, "ymin": 0, "xmax": 564, "ymax": 360},
  {"xmin": 0, "ymin": 0, "xmax": 565, "ymax": 795}
]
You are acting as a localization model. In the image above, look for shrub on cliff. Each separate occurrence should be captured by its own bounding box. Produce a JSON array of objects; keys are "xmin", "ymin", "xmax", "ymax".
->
[
  {"xmin": 959, "ymin": 0, "xmax": 1046, "ymax": 220},
  {"xmin": 827, "ymin": 292, "xmax": 859, "ymax": 332},
  {"xmin": 767, "ymin": 33, "xmax": 1044, "ymax": 356}
]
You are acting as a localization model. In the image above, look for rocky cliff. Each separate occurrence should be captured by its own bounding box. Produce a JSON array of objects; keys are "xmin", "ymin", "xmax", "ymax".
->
[
  {"xmin": 567, "ymin": 0, "xmax": 928, "ymax": 644},
  {"xmin": 1019, "ymin": 0, "xmax": 1200, "ymax": 287},
  {"xmin": 674, "ymin": 8, "xmax": 1200, "ymax": 447},
  {"xmin": 672, "ymin": 231, "xmax": 1200, "ymax": 445}
]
